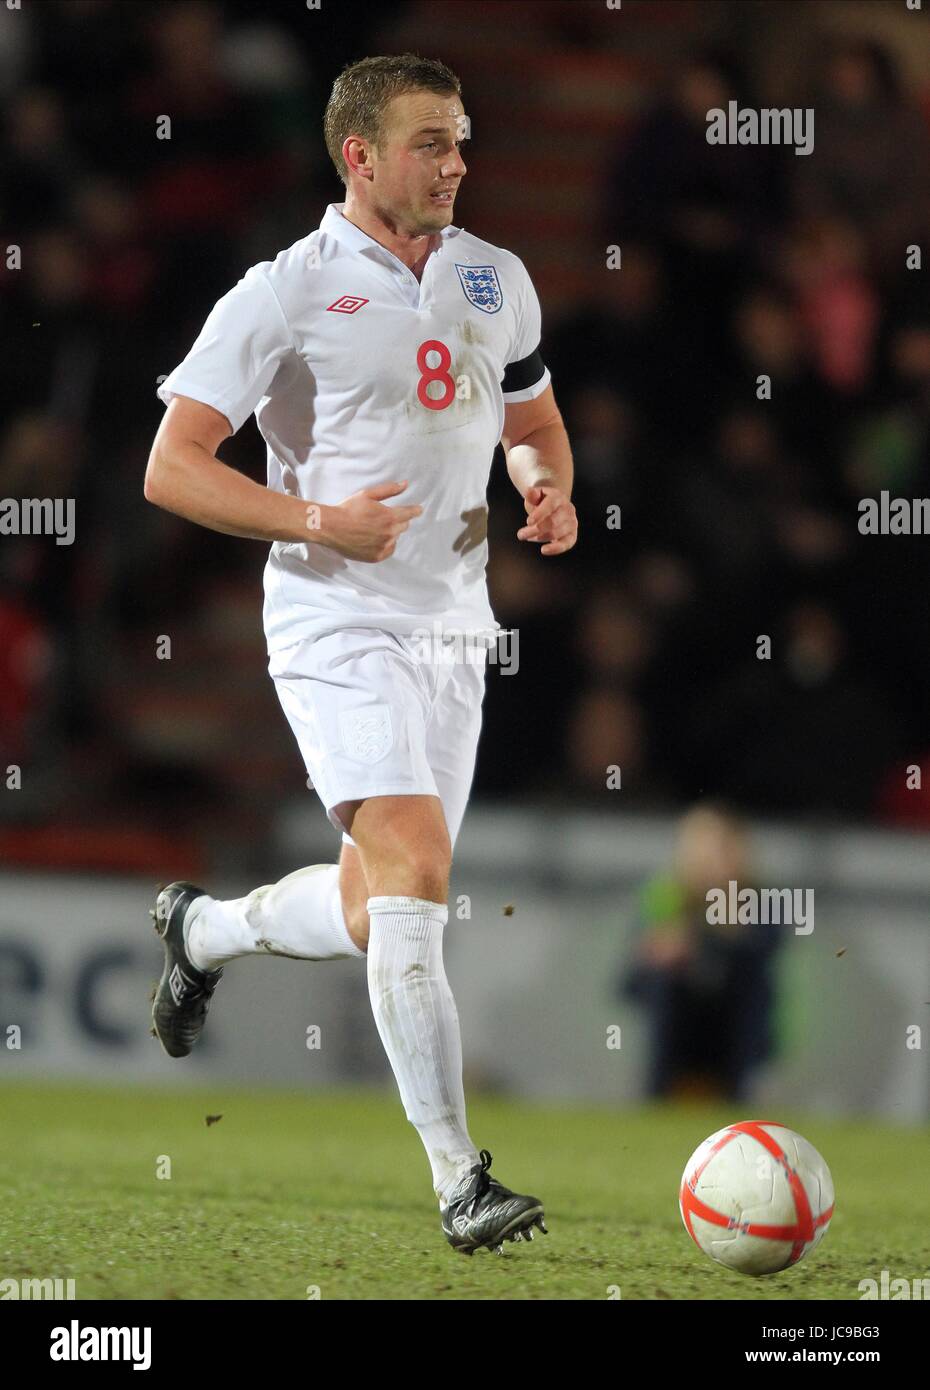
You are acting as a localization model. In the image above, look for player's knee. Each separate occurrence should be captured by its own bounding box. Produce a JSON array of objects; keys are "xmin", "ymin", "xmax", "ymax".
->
[
  {"xmin": 366, "ymin": 840, "xmax": 449, "ymax": 903},
  {"xmin": 351, "ymin": 797, "xmax": 452, "ymax": 901},
  {"xmin": 396, "ymin": 831, "xmax": 451, "ymax": 899}
]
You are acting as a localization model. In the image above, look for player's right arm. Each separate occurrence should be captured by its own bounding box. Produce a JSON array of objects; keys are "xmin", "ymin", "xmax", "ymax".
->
[{"xmin": 144, "ymin": 395, "xmax": 420, "ymax": 562}]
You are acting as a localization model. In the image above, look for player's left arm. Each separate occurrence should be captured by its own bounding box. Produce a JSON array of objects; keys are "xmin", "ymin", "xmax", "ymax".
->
[{"xmin": 501, "ymin": 384, "xmax": 577, "ymax": 557}]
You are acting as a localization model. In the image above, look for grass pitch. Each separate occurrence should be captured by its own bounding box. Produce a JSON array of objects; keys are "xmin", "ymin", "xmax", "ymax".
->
[{"xmin": 1, "ymin": 1081, "xmax": 927, "ymax": 1300}]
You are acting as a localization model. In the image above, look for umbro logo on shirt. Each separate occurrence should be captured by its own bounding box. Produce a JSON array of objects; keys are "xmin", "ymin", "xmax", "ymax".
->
[{"xmin": 327, "ymin": 295, "xmax": 369, "ymax": 314}]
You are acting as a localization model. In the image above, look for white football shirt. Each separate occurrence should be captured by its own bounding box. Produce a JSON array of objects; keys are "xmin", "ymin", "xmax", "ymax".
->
[{"xmin": 157, "ymin": 202, "xmax": 551, "ymax": 653}]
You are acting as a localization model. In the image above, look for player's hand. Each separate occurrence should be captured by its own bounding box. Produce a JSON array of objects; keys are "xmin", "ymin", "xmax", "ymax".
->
[
  {"xmin": 317, "ymin": 481, "xmax": 422, "ymax": 562},
  {"xmin": 516, "ymin": 485, "xmax": 577, "ymax": 556}
]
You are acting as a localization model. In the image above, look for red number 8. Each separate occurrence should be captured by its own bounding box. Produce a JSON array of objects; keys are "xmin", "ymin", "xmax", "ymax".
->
[{"xmin": 416, "ymin": 339, "xmax": 455, "ymax": 411}]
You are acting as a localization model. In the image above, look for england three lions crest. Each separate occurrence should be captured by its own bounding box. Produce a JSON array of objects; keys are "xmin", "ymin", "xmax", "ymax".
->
[
  {"xmin": 339, "ymin": 706, "xmax": 393, "ymax": 764},
  {"xmin": 455, "ymin": 263, "xmax": 503, "ymax": 314}
]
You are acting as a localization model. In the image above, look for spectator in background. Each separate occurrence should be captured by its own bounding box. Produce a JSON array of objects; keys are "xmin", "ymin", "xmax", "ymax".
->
[
  {"xmin": 0, "ymin": 592, "xmax": 52, "ymax": 774},
  {"xmin": 545, "ymin": 241, "xmax": 688, "ymax": 453},
  {"xmin": 692, "ymin": 602, "xmax": 898, "ymax": 817},
  {"xmin": 559, "ymin": 584, "xmax": 671, "ymax": 806},
  {"xmin": 792, "ymin": 38, "xmax": 929, "ymax": 279},
  {"xmin": 619, "ymin": 803, "xmax": 780, "ymax": 1101},
  {"xmin": 565, "ymin": 685, "xmax": 648, "ymax": 801},
  {"xmin": 781, "ymin": 215, "xmax": 879, "ymax": 399},
  {"xmin": 726, "ymin": 284, "xmax": 836, "ymax": 465},
  {"xmin": 604, "ymin": 48, "xmax": 785, "ymax": 366},
  {"xmin": 843, "ymin": 309, "xmax": 930, "ymax": 799},
  {"xmin": 0, "ymin": 86, "xmax": 80, "ymax": 233}
]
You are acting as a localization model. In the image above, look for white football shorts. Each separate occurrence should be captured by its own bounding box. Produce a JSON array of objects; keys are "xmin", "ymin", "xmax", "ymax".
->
[{"xmin": 267, "ymin": 626, "xmax": 487, "ymax": 847}]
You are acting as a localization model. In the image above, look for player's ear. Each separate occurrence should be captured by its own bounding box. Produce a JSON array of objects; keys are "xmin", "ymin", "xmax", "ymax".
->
[{"xmin": 343, "ymin": 136, "xmax": 373, "ymax": 181}]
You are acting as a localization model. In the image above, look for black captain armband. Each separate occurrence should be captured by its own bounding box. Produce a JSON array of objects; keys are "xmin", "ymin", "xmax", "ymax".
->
[{"xmin": 502, "ymin": 346, "xmax": 546, "ymax": 394}]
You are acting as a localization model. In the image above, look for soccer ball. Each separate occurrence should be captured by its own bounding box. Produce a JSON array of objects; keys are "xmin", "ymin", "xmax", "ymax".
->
[{"xmin": 679, "ymin": 1120, "xmax": 835, "ymax": 1276}]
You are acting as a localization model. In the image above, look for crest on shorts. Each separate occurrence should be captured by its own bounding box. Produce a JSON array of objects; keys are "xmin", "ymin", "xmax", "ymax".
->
[
  {"xmin": 455, "ymin": 263, "xmax": 502, "ymax": 314},
  {"xmin": 339, "ymin": 706, "xmax": 393, "ymax": 764}
]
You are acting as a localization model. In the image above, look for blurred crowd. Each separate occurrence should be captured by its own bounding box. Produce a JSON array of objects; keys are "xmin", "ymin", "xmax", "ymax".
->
[
  {"xmin": 0, "ymin": 0, "xmax": 377, "ymax": 861},
  {"xmin": 2, "ymin": 1, "xmax": 930, "ymax": 867},
  {"xmin": 482, "ymin": 39, "xmax": 930, "ymax": 828}
]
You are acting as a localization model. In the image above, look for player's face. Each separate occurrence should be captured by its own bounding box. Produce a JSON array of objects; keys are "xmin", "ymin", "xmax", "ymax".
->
[{"xmin": 372, "ymin": 90, "xmax": 467, "ymax": 235}]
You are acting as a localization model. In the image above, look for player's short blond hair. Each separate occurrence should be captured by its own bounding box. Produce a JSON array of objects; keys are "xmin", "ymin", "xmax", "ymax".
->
[{"xmin": 324, "ymin": 53, "xmax": 461, "ymax": 186}]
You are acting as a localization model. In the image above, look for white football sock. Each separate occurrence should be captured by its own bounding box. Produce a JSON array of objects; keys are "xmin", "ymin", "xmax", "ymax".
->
[
  {"xmin": 366, "ymin": 895, "xmax": 480, "ymax": 1206},
  {"xmin": 184, "ymin": 864, "xmax": 365, "ymax": 971}
]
